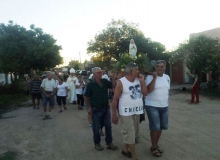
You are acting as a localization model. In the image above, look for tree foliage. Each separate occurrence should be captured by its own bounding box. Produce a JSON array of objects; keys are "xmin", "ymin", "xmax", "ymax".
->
[
  {"xmin": 87, "ymin": 19, "xmax": 167, "ymax": 64},
  {"xmin": 169, "ymin": 35, "xmax": 220, "ymax": 77},
  {"xmin": 0, "ymin": 21, "xmax": 63, "ymax": 75},
  {"xmin": 114, "ymin": 53, "xmax": 150, "ymax": 72},
  {"xmin": 91, "ymin": 54, "xmax": 112, "ymax": 70},
  {"xmin": 68, "ymin": 60, "xmax": 80, "ymax": 70}
]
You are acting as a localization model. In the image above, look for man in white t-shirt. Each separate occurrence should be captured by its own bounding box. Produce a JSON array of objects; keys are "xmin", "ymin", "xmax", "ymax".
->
[
  {"xmin": 145, "ymin": 60, "xmax": 170, "ymax": 157},
  {"xmin": 41, "ymin": 72, "xmax": 57, "ymax": 120},
  {"xmin": 112, "ymin": 62, "xmax": 148, "ymax": 160}
]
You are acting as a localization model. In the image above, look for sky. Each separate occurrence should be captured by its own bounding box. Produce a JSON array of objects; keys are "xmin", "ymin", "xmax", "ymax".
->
[{"xmin": 1, "ymin": 0, "xmax": 220, "ymax": 66}]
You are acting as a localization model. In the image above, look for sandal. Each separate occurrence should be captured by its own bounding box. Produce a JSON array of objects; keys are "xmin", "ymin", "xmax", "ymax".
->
[
  {"xmin": 121, "ymin": 150, "xmax": 132, "ymax": 158},
  {"xmin": 157, "ymin": 146, "xmax": 163, "ymax": 153},
  {"xmin": 107, "ymin": 143, "xmax": 118, "ymax": 150},
  {"xmin": 151, "ymin": 147, "xmax": 161, "ymax": 157},
  {"xmin": 95, "ymin": 144, "xmax": 104, "ymax": 151}
]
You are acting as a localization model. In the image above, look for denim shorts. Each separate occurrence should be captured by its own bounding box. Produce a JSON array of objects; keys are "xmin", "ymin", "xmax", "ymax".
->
[
  {"xmin": 42, "ymin": 93, "xmax": 55, "ymax": 107},
  {"xmin": 145, "ymin": 106, "xmax": 168, "ymax": 131}
]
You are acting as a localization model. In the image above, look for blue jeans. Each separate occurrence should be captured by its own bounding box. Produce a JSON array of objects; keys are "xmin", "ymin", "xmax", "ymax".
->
[
  {"xmin": 145, "ymin": 106, "xmax": 168, "ymax": 131},
  {"xmin": 92, "ymin": 107, "xmax": 112, "ymax": 145}
]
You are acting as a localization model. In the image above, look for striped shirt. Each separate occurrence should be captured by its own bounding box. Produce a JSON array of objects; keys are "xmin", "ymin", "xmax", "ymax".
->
[{"xmin": 31, "ymin": 80, "xmax": 41, "ymax": 93}]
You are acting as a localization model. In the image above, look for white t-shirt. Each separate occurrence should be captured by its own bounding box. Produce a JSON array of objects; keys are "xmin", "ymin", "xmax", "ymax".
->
[
  {"xmin": 41, "ymin": 78, "xmax": 56, "ymax": 92},
  {"xmin": 102, "ymin": 74, "xmax": 109, "ymax": 81},
  {"xmin": 75, "ymin": 81, "xmax": 84, "ymax": 95},
  {"xmin": 145, "ymin": 74, "xmax": 170, "ymax": 107},
  {"xmin": 57, "ymin": 82, "xmax": 68, "ymax": 96},
  {"xmin": 118, "ymin": 77, "xmax": 144, "ymax": 116}
]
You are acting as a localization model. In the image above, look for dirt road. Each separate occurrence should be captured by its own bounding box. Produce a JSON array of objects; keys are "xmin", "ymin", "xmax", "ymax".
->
[{"xmin": 0, "ymin": 90, "xmax": 220, "ymax": 160}]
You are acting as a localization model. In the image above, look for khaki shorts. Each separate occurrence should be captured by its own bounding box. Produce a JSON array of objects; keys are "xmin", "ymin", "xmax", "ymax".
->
[{"xmin": 120, "ymin": 115, "xmax": 139, "ymax": 144}]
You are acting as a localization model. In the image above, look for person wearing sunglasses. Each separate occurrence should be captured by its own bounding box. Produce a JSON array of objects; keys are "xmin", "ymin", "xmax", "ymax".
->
[{"xmin": 112, "ymin": 62, "xmax": 148, "ymax": 160}]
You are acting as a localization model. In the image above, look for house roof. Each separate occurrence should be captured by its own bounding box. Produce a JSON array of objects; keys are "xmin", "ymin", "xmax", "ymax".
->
[{"xmin": 190, "ymin": 27, "xmax": 220, "ymax": 40}]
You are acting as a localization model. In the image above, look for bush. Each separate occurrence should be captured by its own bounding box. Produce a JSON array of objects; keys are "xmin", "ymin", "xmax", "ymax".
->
[
  {"xmin": 206, "ymin": 80, "xmax": 219, "ymax": 91},
  {"xmin": 0, "ymin": 94, "xmax": 28, "ymax": 109},
  {"xmin": 0, "ymin": 80, "xmax": 26, "ymax": 94},
  {"xmin": 113, "ymin": 53, "xmax": 150, "ymax": 72}
]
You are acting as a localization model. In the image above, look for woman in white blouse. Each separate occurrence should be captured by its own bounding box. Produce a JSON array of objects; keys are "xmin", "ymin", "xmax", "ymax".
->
[{"xmin": 56, "ymin": 76, "xmax": 68, "ymax": 113}]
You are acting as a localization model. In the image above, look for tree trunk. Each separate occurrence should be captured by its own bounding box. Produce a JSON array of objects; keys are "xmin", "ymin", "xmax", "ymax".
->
[{"xmin": 10, "ymin": 73, "xmax": 14, "ymax": 83}]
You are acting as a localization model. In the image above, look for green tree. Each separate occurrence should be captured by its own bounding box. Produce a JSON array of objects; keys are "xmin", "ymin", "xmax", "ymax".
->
[
  {"xmin": 169, "ymin": 35, "xmax": 220, "ymax": 77},
  {"xmin": 87, "ymin": 19, "xmax": 167, "ymax": 62},
  {"xmin": 0, "ymin": 21, "xmax": 63, "ymax": 76},
  {"xmin": 91, "ymin": 53, "xmax": 112, "ymax": 70},
  {"xmin": 114, "ymin": 53, "xmax": 150, "ymax": 72},
  {"xmin": 68, "ymin": 60, "xmax": 80, "ymax": 70}
]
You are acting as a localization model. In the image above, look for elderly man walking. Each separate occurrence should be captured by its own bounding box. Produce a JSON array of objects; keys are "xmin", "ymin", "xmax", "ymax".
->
[
  {"xmin": 145, "ymin": 60, "xmax": 170, "ymax": 157},
  {"xmin": 41, "ymin": 72, "xmax": 56, "ymax": 120},
  {"xmin": 84, "ymin": 67, "xmax": 118, "ymax": 151},
  {"xmin": 112, "ymin": 62, "xmax": 148, "ymax": 160}
]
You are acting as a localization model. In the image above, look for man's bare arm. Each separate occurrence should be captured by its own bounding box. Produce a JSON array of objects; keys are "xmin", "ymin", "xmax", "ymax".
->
[{"xmin": 112, "ymin": 80, "xmax": 122, "ymax": 116}]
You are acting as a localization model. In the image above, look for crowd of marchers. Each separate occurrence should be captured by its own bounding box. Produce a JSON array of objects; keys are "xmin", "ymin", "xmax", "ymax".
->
[{"xmin": 24, "ymin": 60, "xmax": 170, "ymax": 160}]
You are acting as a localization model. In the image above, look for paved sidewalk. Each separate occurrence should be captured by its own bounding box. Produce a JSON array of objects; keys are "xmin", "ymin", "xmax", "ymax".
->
[{"xmin": 0, "ymin": 90, "xmax": 220, "ymax": 160}]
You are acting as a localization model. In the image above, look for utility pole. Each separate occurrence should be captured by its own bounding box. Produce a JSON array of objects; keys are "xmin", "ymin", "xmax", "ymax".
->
[{"xmin": 79, "ymin": 52, "xmax": 82, "ymax": 70}]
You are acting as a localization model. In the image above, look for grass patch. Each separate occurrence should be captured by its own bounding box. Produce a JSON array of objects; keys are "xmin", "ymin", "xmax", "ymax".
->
[
  {"xmin": 200, "ymin": 88, "xmax": 220, "ymax": 98},
  {"xmin": 0, "ymin": 94, "xmax": 28, "ymax": 109},
  {"xmin": 0, "ymin": 151, "xmax": 18, "ymax": 160},
  {"xmin": 170, "ymin": 88, "xmax": 220, "ymax": 99},
  {"xmin": 0, "ymin": 94, "xmax": 29, "ymax": 118}
]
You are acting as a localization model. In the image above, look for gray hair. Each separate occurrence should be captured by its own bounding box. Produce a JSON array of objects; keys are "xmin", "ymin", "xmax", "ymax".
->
[
  {"xmin": 47, "ymin": 71, "xmax": 52, "ymax": 76},
  {"xmin": 92, "ymin": 67, "xmax": 101, "ymax": 74},
  {"xmin": 125, "ymin": 62, "xmax": 138, "ymax": 74},
  {"xmin": 156, "ymin": 60, "xmax": 166, "ymax": 66}
]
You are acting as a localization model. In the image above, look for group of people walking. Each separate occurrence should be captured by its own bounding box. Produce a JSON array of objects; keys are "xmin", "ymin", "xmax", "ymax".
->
[
  {"xmin": 26, "ymin": 59, "xmax": 200, "ymax": 160},
  {"xmin": 83, "ymin": 60, "xmax": 170, "ymax": 160},
  {"xmin": 26, "ymin": 68, "xmax": 89, "ymax": 120}
]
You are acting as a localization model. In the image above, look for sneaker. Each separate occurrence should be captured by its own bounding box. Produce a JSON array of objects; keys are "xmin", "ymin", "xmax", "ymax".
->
[
  {"xmin": 43, "ymin": 115, "xmax": 48, "ymax": 120},
  {"xmin": 95, "ymin": 144, "xmax": 104, "ymax": 151},
  {"xmin": 107, "ymin": 143, "xmax": 118, "ymax": 150},
  {"xmin": 89, "ymin": 124, "xmax": 92, "ymax": 127},
  {"xmin": 47, "ymin": 115, "xmax": 52, "ymax": 119},
  {"xmin": 59, "ymin": 110, "xmax": 62, "ymax": 113}
]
